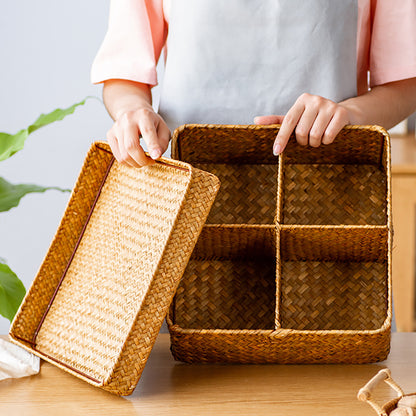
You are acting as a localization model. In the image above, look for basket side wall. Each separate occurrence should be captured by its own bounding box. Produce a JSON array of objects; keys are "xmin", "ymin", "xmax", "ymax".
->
[
  {"xmin": 104, "ymin": 168, "xmax": 220, "ymax": 395},
  {"xmin": 169, "ymin": 329, "xmax": 391, "ymax": 364}
]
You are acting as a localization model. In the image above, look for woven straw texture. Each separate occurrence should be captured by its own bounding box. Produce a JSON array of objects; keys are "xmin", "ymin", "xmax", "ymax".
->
[
  {"xmin": 280, "ymin": 226, "xmax": 388, "ymax": 262},
  {"xmin": 168, "ymin": 124, "xmax": 392, "ymax": 364},
  {"xmin": 9, "ymin": 142, "xmax": 220, "ymax": 395},
  {"xmin": 193, "ymin": 163, "xmax": 277, "ymax": 224},
  {"xmin": 10, "ymin": 147, "xmax": 114, "ymax": 342},
  {"xmin": 168, "ymin": 330, "xmax": 390, "ymax": 364},
  {"xmin": 282, "ymin": 164, "xmax": 387, "ymax": 225},
  {"xmin": 279, "ymin": 261, "xmax": 387, "ymax": 331},
  {"xmin": 174, "ymin": 225, "xmax": 276, "ymax": 330},
  {"xmin": 173, "ymin": 259, "xmax": 275, "ymax": 330},
  {"xmin": 191, "ymin": 225, "xmax": 276, "ymax": 259}
]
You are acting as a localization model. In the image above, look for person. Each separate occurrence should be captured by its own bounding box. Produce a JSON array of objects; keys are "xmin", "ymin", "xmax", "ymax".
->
[{"xmin": 91, "ymin": 0, "xmax": 416, "ymax": 168}]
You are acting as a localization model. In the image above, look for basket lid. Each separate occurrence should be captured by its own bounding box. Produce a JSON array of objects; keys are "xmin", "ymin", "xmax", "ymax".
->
[{"xmin": 9, "ymin": 141, "xmax": 220, "ymax": 395}]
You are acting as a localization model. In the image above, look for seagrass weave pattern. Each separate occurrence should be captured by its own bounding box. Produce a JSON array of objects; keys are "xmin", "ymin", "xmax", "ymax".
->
[
  {"xmin": 191, "ymin": 225, "xmax": 276, "ymax": 259},
  {"xmin": 169, "ymin": 124, "xmax": 392, "ymax": 365},
  {"xmin": 193, "ymin": 163, "xmax": 277, "ymax": 224},
  {"xmin": 280, "ymin": 226, "xmax": 388, "ymax": 262},
  {"xmin": 10, "ymin": 147, "xmax": 114, "ymax": 341},
  {"xmin": 171, "ymin": 124, "xmax": 278, "ymax": 164},
  {"xmin": 34, "ymin": 159, "xmax": 194, "ymax": 381},
  {"xmin": 279, "ymin": 261, "xmax": 388, "ymax": 331},
  {"xmin": 174, "ymin": 259, "xmax": 276, "ymax": 330},
  {"xmin": 282, "ymin": 164, "xmax": 387, "ymax": 225},
  {"xmin": 10, "ymin": 142, "xmax": 220, "ymax": 395},
  {"xmin": 282, "ymin": 126, "xmax": 384, "ymax": 165}
]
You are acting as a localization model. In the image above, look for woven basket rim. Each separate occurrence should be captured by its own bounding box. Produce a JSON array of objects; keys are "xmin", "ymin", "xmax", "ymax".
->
[
  {"xmin": 202, "ymin": 223, "xmax": 276, "ymax": 229},
  {"xmin": 166, "ymin": 319, "xmax": 392, "ymax": 335},
  {"xmin": 95, "ymin": 140, "xmax": 194, "ymax": 172},
  {"xmin": 172, "ymin": 123, "xmax": 389, "ymax": 135},
  {"xmin": 200, "ymin": 224, "xmax": 389, "ymax": 229},
  {"xmin": 279, "ymin": 224, "xmax": 389, "ymax": 230}
]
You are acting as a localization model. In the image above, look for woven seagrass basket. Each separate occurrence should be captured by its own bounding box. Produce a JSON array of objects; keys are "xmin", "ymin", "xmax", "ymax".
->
[
  {"xmin": 9, "ymin": 141, "xmax": 220, "ymax": 395},
  {"xmin": 358, "ymin": 369, "xmax": 413, "ymax": 415},
  {"xmin": 167, "ymin": 124, "xmax": 392, "ymax": 364}
]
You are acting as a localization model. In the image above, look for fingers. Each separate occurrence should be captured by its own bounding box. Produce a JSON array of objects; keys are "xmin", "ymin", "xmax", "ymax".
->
[
  {"xmin": 305, "ymin": 108, "xmax": 333, "ymax": 148},
  {"xmin": 123, "ymin": 121, "xmax": 152, "ymax": 167},
  {"xmin": 273, "ymin": 99, "xmax": 304, "ymax": 155},
  {"xmin": 156, "ymin": 121, "xmax": 171, "ymax": 154},
  {"xmin": 137, "ymin": 109, "xmax": 162, "ymax": 160},
  {"xmin": 294, "ymin": 105, "xmax": 320, "ymax": 146},
  {"xmin": 107, "ymin": 129, "xmax": 137, "ymax": 167},
  {"xmin": 106, "ymin": 108, "xmax": 171, "ymax": 168},
  {"xmin": 273, "ymin": 94, "xmax": 350, "ymax": 155},
  {"xmin": 322, "ymin": 106, "xmax": 349, "ymax": 145},
  {"xmin": 139, "ymin": 109, "xmax": 171, "ymax": 160},
  {"xmin": 254, "ymin": 115, "xmax": 285, "ymax": 125}
]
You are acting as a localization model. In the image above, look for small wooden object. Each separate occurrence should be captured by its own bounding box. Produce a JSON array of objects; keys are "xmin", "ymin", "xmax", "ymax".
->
[{"xmin": 357, "ymin": 368, "xmax": 416, "ymax": 415}]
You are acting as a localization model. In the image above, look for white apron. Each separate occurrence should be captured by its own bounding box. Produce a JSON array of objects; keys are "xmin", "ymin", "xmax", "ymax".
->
[
  {"xmin": 156, "ymin": 1, "xmax": 398, "ymax": 332},
  {"xmin": 159, "ymin": 0, "xmax": 358, "ymax": 132}
]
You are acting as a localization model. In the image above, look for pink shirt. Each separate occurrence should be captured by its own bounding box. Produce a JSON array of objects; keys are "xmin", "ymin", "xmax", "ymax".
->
[{"xmin": 91, "ymin": 0, "xmax": 416, "ymax": 95}]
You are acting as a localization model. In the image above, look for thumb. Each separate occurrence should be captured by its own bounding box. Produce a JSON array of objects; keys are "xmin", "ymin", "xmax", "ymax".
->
[{"xmin": 254, "ymin": 115, "xmax": 285, "ymax": 125}]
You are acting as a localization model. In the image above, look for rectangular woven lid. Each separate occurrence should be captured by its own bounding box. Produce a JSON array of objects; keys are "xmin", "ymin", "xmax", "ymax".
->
[{"xmin": 9, "ymin": 141, "xmax": 220, "ymax": 395}]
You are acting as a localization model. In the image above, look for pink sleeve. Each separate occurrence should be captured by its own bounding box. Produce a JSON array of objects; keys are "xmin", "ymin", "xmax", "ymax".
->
[
  {"xmin": 91, "ymin": 0, "xmax": 167, "ymax": 86},
  {"xmin": 369, "ymin": 0, "xmax": 416, "ymax": 87}
]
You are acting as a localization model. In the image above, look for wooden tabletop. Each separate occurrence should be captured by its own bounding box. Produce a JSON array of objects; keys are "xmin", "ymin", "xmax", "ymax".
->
[
  {"xmin": 0, "ymin": 333, "xmax": 415, "ymax": 416},
  {"xmin": 391, "ymin": 134, "xmax": 416, "ymax": 173}
]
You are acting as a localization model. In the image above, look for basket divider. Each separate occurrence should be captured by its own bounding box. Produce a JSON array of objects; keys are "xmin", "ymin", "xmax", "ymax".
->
[
  {"xmin": 384, "ymin": 133, "xmax": 393, "ymax": 331},
  {"xmin": 276, "ymin": 152, "xmax": 284, "ymax": 224},
  {"xmin": 275, "ymin": 224, "xmax": 282, "ymax": 329}
]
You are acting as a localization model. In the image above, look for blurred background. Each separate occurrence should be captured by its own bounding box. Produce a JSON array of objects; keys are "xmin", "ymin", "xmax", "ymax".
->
[{"xmin": 1, "ymin": 2, "xmax": 415, "ymax": 334}]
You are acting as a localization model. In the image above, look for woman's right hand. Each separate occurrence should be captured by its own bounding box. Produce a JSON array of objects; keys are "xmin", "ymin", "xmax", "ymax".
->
[{"xmin": 106, "ymin": 106, "xmax": 171, "ymax": 168}]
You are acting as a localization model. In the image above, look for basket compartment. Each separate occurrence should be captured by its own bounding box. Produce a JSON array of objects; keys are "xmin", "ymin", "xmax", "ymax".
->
[
  {"xmin": 278, "ymin": 128, "xmax": 388, "ymax": 225},
  {"xmin": 173, "ymin": 226, "xmax": 276, "ymax": 330},
  {"xmin": 280, "ymin": 163, "xmax": 387, "ymax": 225},
  {"xmin": 193, "ymin": 163, "xmax": 277, "ymax": 224},
  {"xmin": 171, "ymin": 124, "xmax": 279, "ymax": 225},
  {"xmin": 277, "ymin": 226, "xmax": 389, "ymax": 331}
]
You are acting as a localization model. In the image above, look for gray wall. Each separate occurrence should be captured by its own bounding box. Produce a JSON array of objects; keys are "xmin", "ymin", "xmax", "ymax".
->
[{"xmin": 0, "ymin": 1, "xmax": 113, "ymax": 333}]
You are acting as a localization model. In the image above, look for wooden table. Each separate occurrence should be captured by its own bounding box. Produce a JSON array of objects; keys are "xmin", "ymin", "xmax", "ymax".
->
[
  {"xmin": 1, "ymin": 333, "xmax": 415, "ymax": 416},
  {"xmin": 391, "ymin": 134, "xmax": 416, "ymax": 331}
]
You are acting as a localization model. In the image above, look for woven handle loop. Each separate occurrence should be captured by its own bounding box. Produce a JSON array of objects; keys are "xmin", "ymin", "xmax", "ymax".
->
[{"xmin": 357, "ymin": 369, "xmax": 404, "ymax": 416}]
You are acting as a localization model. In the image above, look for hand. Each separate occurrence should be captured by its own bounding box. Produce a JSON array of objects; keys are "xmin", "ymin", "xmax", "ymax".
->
[
  {"xmin": 106, "ymin": 107, "xmax": 170, "ymax": 167},
  {"xmin": 254, "ymin": 93, "xmax": 350, "ymax": 155}
]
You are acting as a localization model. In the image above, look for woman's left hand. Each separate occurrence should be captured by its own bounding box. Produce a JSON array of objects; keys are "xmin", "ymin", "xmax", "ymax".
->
[{"xmin": 254, "ymin": 93, "xmax": 350, "ymax": 155}]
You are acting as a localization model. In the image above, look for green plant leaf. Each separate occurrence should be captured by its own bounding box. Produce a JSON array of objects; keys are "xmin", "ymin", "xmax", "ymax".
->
[
  {"xmin": 0, "ymin": 177, "xmax": 70, "ymax": 212},
  {"xmin": 0, "ymin": 262, "xmax": 26, "ymax": 322},
  {"xmin": 0, "ymin": 98, "xmax": 88, "ymax": 161}
]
